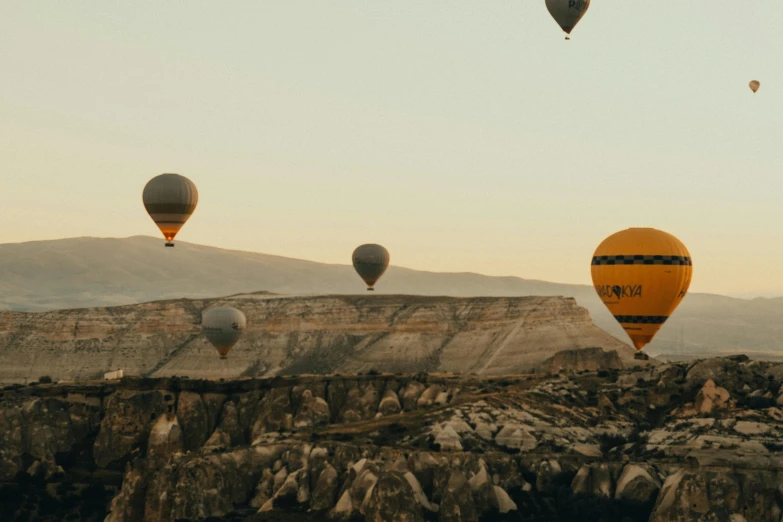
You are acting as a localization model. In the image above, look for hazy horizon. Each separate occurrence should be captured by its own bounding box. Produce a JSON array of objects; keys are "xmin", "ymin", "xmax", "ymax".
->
[
  {"xmin": 4, "ymin": 233, "xmax": 783, "ymax": 301},
  {"xmin": 2, "ymin": 2, "xmax": 782, "ymax": 296}
]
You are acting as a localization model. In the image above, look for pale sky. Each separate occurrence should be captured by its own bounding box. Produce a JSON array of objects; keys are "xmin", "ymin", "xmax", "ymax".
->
[{"xmin": 1, "ymin": 2, "xmax": 781, "ymax": 297}]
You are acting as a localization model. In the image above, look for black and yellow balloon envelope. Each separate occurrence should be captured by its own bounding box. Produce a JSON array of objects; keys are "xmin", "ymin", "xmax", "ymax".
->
[
  {"xmin": 352, "ymin": 244, "xmax": 390, "ymax": 291},
  {"xmin": 591, "ymin": 228, "xmax": 693, "ymax": 351},
  {"xmin": 142, "ymin": 173, "xmax": 199, "ymax": 247},
  {"xmin": 202, "ymin": 307, "xmax": 247, "ymax": 359}
]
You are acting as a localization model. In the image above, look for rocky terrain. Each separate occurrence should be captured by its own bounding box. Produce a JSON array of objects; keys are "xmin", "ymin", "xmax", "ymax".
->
[
  {"xmin": 0, "ymin": 293, "xmax": 637, "ymax": 385},
  {"xmin": 2, "ymin": 354, "xmax": 783, "ymax": 521},
  {"xmin": 4, "ymin": 235, "xmax": 783, "ymax": 359}
]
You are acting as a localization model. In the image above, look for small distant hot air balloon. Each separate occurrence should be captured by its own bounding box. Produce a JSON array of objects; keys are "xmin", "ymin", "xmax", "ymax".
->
[
  {"xmin": 202, "ymin": 307, "xmax": 247, "ymax": 359},
  {"xmin": 749, "ymin": 80, "xmax": 760, "ymax": 94},
  {"xmin": 545, "ymin": 0, "xmax": 591, "ymax": 40},
  {"xmin": 591, "ymin": 228, "xmax": 693, "ymax": 352},
  {"xmin": 142, "ymin": 173, "xmax": 198, "ymax": 247},
  {"xmin": 352, "ymin": 244, "xmax": 390, "ymax": 291}
]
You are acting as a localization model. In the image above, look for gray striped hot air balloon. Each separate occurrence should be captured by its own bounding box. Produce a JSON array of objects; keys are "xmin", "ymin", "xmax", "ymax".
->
[
  {"xmin": 142, "ymin": 173, "xmax": 198, "ymax": 247},
  {"xmin": 202, "ymin": 307, "xmax": 247, "ymax": 359},
  {"xmin": 352, "ymin": 244, "xmax": 390, "ymax": 291}
]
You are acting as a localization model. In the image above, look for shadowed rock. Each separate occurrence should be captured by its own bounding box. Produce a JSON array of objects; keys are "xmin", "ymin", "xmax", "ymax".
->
[
  {"xmin": 364, "ymin": 470, "xmax": 424, "ymax": 522},
  {"xmin": 311, "ymin": 464, "xmax": 339, "ymax": 511},
  {"xmin": 538, "ymin": 347, "xmax": 625, "ymax": 374},
  {"xmin": 439, "ymin": 469, "xmax": 478, "ymax": 522},
  {"xmin": 94, "ymin": 390, "xmax": 165, "ymax": 467},
  {"xmin": 378, "ymin": 389, "xmax": 402, "ymax": 416},
  {"xmin": 572, "ymin": 463, "xmax": 614, "ymax": 498},
  {"xmin": 147, "ymin": 413, "xmax": 184, "ymax": 460},
  {"xmin": 614, "ymin": 464, "xmax": 660, "ymax": 504}
]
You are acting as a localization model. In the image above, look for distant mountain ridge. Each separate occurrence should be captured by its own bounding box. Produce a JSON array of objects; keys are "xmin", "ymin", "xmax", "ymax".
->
[{"xmin": 1, "ymin": 235, "xmax": 782, "ymax": 358}]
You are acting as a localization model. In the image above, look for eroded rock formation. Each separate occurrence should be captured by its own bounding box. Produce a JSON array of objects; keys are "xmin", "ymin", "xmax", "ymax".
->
[{"xmin": 4, "ymin": 356, "xmax": 783, "ymax": 521}]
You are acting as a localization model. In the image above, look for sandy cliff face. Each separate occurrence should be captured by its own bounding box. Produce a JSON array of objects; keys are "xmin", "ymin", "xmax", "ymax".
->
[{"xmin": 0, "ymin": 294, "xmax": 634, "ymax": 384}]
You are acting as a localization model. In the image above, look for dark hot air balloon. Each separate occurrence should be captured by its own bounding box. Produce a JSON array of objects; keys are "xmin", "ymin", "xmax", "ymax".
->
[
  {"xmin": 545, "ymin": 0, "xmax": 591, "ymax": 40},
  {"xmin": 352, "ymin": 244, "xmax": 390, "ymax": 291},
  {"xmin": 142, "ymin": 173, "xmax": 198, "ymax": 247},
  {"xmin": 202, "ymin": 307, "xmax": 247, "ymax": 359}
]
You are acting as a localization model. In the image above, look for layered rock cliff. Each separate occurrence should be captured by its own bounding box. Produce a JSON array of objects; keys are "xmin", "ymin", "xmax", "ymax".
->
[
  {"xmin": 0, "ymin": 294, "xmax": 635, "ymax": 385},
  {"xmin": 3, "ymin": 356, "xmax": 783, "ymax": 522}
]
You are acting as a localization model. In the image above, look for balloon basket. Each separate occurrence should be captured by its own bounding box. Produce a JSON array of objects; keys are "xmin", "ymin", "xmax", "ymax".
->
[
  {"xmin": 367, "ymin": 288, "xmax": 374, "ymax": 292},
  {"xmin": 634, "ymin": 352, "xmax": 650, "ymax": 361},
  {"xmin": 165, "ymin": 242, "xmax": 175, "ymax": 247}
]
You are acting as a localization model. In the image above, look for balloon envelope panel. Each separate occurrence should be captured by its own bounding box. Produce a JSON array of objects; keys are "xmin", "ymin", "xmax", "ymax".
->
[
  {"xmin": 352, "ymin": 244, "xmax": 390, "ymax": 288},
  {"xmin": 591, "ymin": 228, "xmax": 692, "ymax": 350},
  {"xmin": 545, "ymin": 0, "xmax": 590, "ymax": 34},
  {"xmin": 142, "ymin": 173, "xmax": 199, "ymax": 242},
  {"xmin": 202, "ymin": 307, "xmax": 247, "ymax": 358}
]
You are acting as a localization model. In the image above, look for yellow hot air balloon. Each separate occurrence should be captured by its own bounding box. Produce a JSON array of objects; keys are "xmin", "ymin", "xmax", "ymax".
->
[
  {"xmin": 749, "ymin": 80, "xmax": 760, "ymax": 94},
  {"xmin": 591, "ymin": 228, "xmax": 692, "ymax": 351}
]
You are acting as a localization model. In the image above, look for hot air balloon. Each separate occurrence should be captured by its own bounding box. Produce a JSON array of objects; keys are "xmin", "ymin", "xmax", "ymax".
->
[
  {"xmin": 545, "ymin": 0, "xmax": 590, "ymax": 40},
  {"xmin": 142, "ymin": 173, "xmax": 198, "ymax": 247},
  {"xmin": 749, "ymin": 80, "xmax": 760, "ymax": 94},
  {"xmin": 202, "ymin": 307, "xmax": 247, "ymax": 359},
  {"xmin": 591, "ymin": 228, "xmax": 692, "ymax": 352},
  {"xmin": 352, "ymin": 244, "xmax": 390, "ymax": 291}
]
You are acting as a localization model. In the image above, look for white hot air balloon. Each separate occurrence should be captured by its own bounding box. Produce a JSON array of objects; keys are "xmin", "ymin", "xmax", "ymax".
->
[{"xmin": 202, "ymin": 307, "xmax": 247, "ymax": 359}]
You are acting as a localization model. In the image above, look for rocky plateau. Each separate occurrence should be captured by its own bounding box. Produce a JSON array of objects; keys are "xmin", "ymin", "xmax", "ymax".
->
[{"xmin": 0, "ymin": 293, "xmax": 637, "ymax": 385}]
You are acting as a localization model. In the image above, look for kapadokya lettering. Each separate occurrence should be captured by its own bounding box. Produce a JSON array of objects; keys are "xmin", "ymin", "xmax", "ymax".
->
[{"xmin": 595, "ymin": 284, "xmax": 643, "ymax": 299}]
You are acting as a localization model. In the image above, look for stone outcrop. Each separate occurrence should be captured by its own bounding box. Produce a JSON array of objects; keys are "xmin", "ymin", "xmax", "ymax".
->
[
  {"xmin": 686, "ymin": 358, "xmax": 767, "ymax": 393},
  {"xmin": 0, "ymin": 294, "xmax": 640, "ymax": 384},
  {"xmin": 615, "ymin": 464, "xmax": 661, "ymax": 504},
  {"xmin": 692, "ymin": 379, "xmax": 731, "ymax": 413},
  {"xmin": 94, "ymin": 390, "xmax": 167, "ymax": 468},
  {"xmin": 537, "ymin": 347, "xmax": 625, "ymax": 374},
  {"xmin": 649, "ymin": 458, "xmax": 783, "ymax": 522}
]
